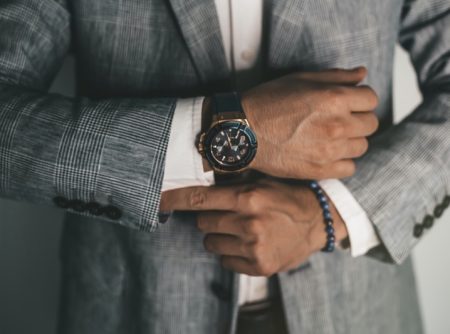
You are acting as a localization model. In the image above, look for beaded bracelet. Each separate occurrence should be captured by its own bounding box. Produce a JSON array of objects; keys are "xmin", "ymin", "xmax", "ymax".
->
[{"xmin": 308, "ymin": 180, "xmax": 335, "ymax": 252}]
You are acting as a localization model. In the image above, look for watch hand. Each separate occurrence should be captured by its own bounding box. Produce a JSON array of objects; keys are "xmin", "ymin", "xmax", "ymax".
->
[{"xmin": 225, "ymin": 132, "xmax": 232, "ymax": 147}]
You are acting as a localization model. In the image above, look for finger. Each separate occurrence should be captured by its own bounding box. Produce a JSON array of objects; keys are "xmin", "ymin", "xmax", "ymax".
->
[
  {"xmin": 160, "ymin": 186, "xmax": 239, "ymax": 212},
  {"xmin": 203, "ymin": 234, "xmax": 249, "ymax": 257},
  {"xmin": 197, "ymin": 212, "xmax": 245, "ymax": 236},
  {"xmin": 221, "ymin": 256, "xmax": 257, "ymax": 275},
  {"xmin": 344, "ymin": 112, "xmax": 379, "ymax": 138},
  {"xmin": 295, "ymin": 67, "xmax": 367, "ymax": 85},
  {"xmin": 344, "ymin": 85, "xmax": 379, "ymax": 111},
  {"xmin": 339, "ymin": 138, "xmax": 369, "ymax": 159},
  {"xmin": 316, "ymin": 159, "xmax": 356, "ymax": 179}
]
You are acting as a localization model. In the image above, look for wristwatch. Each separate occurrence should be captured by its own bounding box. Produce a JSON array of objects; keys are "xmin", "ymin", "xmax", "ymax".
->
[{"xmin": 197, "ymin": 92, "xmax": 258, "ymax": 173}]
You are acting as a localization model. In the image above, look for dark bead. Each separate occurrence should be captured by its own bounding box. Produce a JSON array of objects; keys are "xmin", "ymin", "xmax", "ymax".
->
[
  {"xmin": 413, "ymin": 224, "xmax": 424, "ymax": 238},
  {"xmin": 422, "ymin": 215, "xmax": 434, "ymax": 229},
  {"xmin": 325, "ymin": 219, "xmax": 333, "ymax": 226},
  {"xmin": 309, "ymin": 181, "xmax": 319, "ymax": 189},
  {"xmin": 86, "ymin": 202, "xmax": 102, "ymax": 216},
  {"xmin": 434, "ymin": 204, "xmax": 444, "ymax": 218},
  {"xmin": 70, "ymin": 200, "xmax": 86, "ymax": 212},
  {"xmin": 322, "ymin": 242, "xmax": 335, "ymax": 252},
  {"xmin": 321, "ymin": 203, "xmax": 330, "ymax": 211},
  {"xmin": 443, "ymin": 196, "xmax": 450, "ymax": 209},
  {"xmin": 104, "ymin": 205, "xmax": 122, "ymax": 220},
  {"xmin": 210, "ymin": 282, "xmax": 230, "ymax": 301},
  {"xmin": 318, "ymin": 195, "xmax": 327, "ymax": 204},
  {"xmin": 316, "ymin": 188, "xmax": 324, "ymax": 195},
  {"xmin": 325, "ymin": 225, "xmax": 335, "ymax": 234},
  {"xmin": 327, "ymin": 235, "xmax": 336, "ymax": 242},
  {"xmin": 323, "ymin": 211, "xmax": 332, "ymax": 220},
  {"xmin": 53, "ymin": 196, "xmax": 69, "ymax": 209}
]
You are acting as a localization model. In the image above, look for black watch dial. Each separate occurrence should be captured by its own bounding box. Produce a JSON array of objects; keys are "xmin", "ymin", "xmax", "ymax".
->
[{"xmin": 204, "ymin": 121, "xmax": 257, "ymax": 172}]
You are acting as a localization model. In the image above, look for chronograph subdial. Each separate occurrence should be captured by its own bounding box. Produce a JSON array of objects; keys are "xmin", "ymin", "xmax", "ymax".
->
[{"xmin": 211, "ymin": 128, "xmax": 250, "ymax": 164}]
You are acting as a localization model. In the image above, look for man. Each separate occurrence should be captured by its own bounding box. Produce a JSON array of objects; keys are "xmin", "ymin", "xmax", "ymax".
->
[{"xmin": 0, "ymin": 0, "xmax": 448, "ymax": 333}]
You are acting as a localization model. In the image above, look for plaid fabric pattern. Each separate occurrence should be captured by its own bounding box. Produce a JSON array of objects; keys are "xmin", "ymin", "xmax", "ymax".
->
[
  {"xmin": 1, "ymin": 0, "xmax": 449, "ymax": 333},
  {"xmin": 0, "ymin": 0, "xmax": 177, "ymax": 231}
]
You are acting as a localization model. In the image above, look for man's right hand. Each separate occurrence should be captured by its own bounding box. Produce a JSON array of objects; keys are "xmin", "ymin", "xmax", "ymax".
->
[{"xmin": 242, "ymin": 67, "xmax": 379, "ymax": 179}]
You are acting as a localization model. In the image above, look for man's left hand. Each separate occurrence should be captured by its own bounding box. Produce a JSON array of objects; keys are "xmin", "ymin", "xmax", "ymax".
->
[{"xmin": 160, "ymin": 179, "xmax": 348, "ymax": 277}]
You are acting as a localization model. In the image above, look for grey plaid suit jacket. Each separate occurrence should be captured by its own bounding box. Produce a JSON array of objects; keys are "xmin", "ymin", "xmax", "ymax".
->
[{"xmin": 1, "ymin": 0, "xmax": 449, "ymax": 333}]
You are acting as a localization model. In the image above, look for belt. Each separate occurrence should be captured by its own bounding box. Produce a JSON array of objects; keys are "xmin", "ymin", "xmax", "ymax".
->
[{"xmin": 236, "ymin": 297, "xmax": 288, "ymax": 334}]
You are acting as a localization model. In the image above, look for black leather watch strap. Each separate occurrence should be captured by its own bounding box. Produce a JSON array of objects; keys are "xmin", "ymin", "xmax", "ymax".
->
[{"xmin": 212, "ymin": 92, "xmax": 244, "ymax": 116}]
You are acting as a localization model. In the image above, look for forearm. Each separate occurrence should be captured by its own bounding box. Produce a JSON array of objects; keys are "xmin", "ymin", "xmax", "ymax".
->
[{"xmin": 0, "ymin": 83, "xmax": 175, "ymax": 231}]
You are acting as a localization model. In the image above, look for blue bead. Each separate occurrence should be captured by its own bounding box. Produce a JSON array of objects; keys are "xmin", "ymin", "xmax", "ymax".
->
[
  {"xmin": 316, "ymin": 188, "xmax": 324, "ymax": 195},
  {"xmin": 318, "ymin": 195, "xmax": 327, "ymax": 203},
  {"xmin": 310, "ymin": 181, "xmax": 319, "ymax": 189},
  {"xmin": 325, "ymin": 225, "xmax": 335, "ymax": 234},
  {"xmin": 325, "ymin": 219, "xmax": 333, "ymax": 226},
  {"xmin": 321, "ymin": 203, "xmax": 330, "ymax": 211},
  {"xmin": 327, "ymin": 235, "xmax": 336, "ymax": 242},
  {"xmin": 323, "ymin": 211, "xmax": 332, "ymax": 220}
]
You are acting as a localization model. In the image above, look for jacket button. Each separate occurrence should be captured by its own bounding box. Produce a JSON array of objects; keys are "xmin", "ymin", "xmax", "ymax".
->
[
  {"xmin": 443, "ymin": 196, "xmax": 450, "ymax": 209},
  {"xmin": 158, "ymin": 211, "xmax": 172, "ymax": 224},
  {"xmin": 413, "ymin": 224, "xmax": 424, "ymax": 238},
  {"xmin": 434, "ymin": 204, "xmax": 445, "ymax": 218},
  {"xmin": 422, "ymin": 215, "xmax": 434, "ymax": 229},
  {"xmin": 70, "ymin": 200, "xmax": 87, "ymax": 212},
  {"xmin": 53, "ymin": 196, "xmax": 69, "ymax": 209},
  {"xmin": 86, "ymin": 202, "xmax": 102, "ymax": 216},
  {"xmin": 210, "ymin": 282, "xmax": 230, "ymax": 301},
  {"xmin": 104, "ymin": 206, "xmax": 122, "ymax": 220}
]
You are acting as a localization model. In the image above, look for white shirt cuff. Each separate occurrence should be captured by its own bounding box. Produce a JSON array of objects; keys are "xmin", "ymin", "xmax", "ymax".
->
[
  {"xmin": 162, "ymin": 98, "xmax": 215, "ymax": 192},
  {"xmin": 319, "ymin": 179, "xmax": 381, "ymax": 257}
]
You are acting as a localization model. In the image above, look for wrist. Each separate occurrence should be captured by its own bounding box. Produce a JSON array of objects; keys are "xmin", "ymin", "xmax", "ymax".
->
[{"xmin": 307, "ymin": 187, "xmax": 349, "ymax": 253}]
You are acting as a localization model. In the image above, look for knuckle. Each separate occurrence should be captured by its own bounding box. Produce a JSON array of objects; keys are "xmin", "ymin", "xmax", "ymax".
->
[
  {"xmin": 239, "ymin": 189, "xmax": 265, "ymax": 212},
  {"xmin": 244, "ymin": 218, "xmax": 263, "ymax": 236},
  {"xmin": 325, "ymin": 121, "xmax": 345, "ymax": 139},
  {"xmin": 189, "ymin": 188, "xmax": 208, "ymax": 209}
]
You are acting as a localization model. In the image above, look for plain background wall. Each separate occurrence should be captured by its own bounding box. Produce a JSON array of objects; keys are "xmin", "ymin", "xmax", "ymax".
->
[{"xmin": 1, "ymin": 46, "xmax": 449, "ymax": 334}]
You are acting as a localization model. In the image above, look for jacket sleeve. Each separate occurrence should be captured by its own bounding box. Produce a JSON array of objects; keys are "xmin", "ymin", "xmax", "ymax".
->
[
  {"xmin": 343, "ymin": 0, "xmax": 450, "ymax": 264},
  {"xmin": 0, "ymin": 0, "xmax": 175, "ymax": 232}
]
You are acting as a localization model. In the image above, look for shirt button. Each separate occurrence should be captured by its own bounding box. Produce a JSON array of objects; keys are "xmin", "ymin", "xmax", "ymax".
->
[
  {"xmin": 443, "ymin": 195, "xmax": 450, "ymax": 209},
  {"xmin": 413, "ymin": 224, "xmax": 424, "ymax": 238},
  {"xmin": 434, "ymin": 204, "xmax": 445, "ymax": 218},
  {"xmin": 241, "ymin": 50, "xmax": 255, "ymax": 62},
  {"xmin": 422, "ymin": 215, "xmax": 434, "ymax": 229},
  {"xmin": 104, "ymin": 205, "xmax": 122, "ymax": 220}
]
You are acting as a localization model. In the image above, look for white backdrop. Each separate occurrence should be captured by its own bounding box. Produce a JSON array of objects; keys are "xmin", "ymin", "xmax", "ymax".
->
[{"xmin": 0, "ymin": 46, "xmax": 449, "ymax": 334}]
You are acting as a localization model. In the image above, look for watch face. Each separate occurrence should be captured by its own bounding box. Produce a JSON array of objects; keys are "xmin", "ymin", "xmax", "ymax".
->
[{"xmin": 204, "ymin": 121, "xmax": 257, "ymax": 172}]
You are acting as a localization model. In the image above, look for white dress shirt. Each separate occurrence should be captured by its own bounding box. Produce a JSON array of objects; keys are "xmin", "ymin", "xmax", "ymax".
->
[{"xmin": 162, "ymin": 0, "xmax": 380, "ymax": 305}]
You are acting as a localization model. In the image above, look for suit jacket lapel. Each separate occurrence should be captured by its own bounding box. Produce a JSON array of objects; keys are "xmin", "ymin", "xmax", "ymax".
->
[{"xmin": 167, "ymin": 0, "xmax": 230, "ymax": 85}]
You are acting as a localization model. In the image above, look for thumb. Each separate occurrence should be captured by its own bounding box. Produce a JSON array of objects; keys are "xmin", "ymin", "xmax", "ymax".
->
[{"xmin": 295, "ymin": 66, "xmax": 367, "ymax": 85}]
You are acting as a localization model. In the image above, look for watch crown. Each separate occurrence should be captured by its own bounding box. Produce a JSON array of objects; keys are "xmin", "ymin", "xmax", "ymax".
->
[{"xmin": 197, "ymin": 132, "xmax": 206, "ymax": 155}]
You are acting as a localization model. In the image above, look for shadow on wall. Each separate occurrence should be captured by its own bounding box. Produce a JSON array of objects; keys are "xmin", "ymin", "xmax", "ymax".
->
[{"xmin": 0, "ymin": 57, "xmax": 74, "ymax": 334}]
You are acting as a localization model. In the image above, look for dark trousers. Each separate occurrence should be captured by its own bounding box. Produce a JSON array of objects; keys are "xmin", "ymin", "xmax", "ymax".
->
[{"xmin": 236, "ymin": 296, "xmax": 289, "ymax": 334}]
